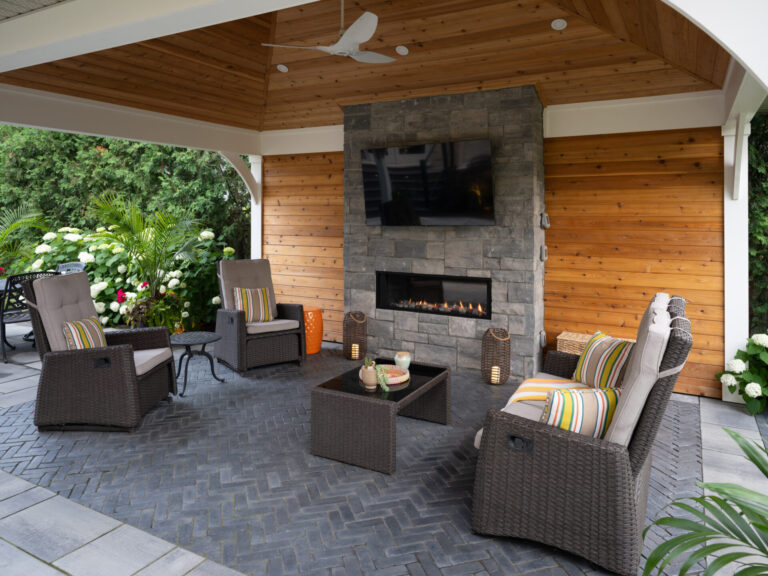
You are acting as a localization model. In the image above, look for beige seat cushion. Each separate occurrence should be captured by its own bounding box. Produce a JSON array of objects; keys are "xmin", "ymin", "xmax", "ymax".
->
[
  {"xmin": 133, "ymin": 347, "xmax": 173, "ymax": 376},
  {"xmin": 246, "ymin": 319, "xmax": 300, "ymax": 334},
  {"xmin": 32, "ymin": 272, "xmax": 98, "ymax": 352},
  {"xmin": 603, "ymin": 302, "xmax": 672, "ymax": 446},
  {"xmin": 218, "ymin": 260, "xmax": 278, "ymax": 320}
]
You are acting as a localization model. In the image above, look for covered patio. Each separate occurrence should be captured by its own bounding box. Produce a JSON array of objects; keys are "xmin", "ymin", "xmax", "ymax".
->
[{"xmin": 1, "ymin": 0, "xmax": 768, "ymax": 574}]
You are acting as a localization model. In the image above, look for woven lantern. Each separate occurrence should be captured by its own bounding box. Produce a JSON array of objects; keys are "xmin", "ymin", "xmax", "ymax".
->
[
  {"xmin": 343, "ymin": 311, "xmax": 368, "ymax": 360},
  {"xmin": 481, "ymin": 328, "xmax": 510, "ymax": 385}
]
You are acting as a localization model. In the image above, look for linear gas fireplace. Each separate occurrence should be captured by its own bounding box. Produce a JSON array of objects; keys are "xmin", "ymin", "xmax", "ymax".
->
[{"xmin": 376, "ymin": 271, "xmax": 491, "ymax": 319}]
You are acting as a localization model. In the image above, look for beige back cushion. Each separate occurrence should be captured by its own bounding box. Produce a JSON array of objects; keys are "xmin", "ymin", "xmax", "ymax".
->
[
  {"xmin": 33, "ymin": 272, "xmax": 99, "ymax": 352},
  {"xmin": 604, "ymin": 305, "xmax": 671, "ymax": 446},
  {"xmin": 218, "ymin": 259, "xmax": 278, "ymax": 319}
]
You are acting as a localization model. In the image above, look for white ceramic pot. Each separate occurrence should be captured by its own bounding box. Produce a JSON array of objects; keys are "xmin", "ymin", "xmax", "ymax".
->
[
  {"xmin": 394, "ymin": 351, "xmax": 411, "ymax": 370},
  {"xmin": 360, "ymin": 364, "xmax": 378, "ymax": 391}
]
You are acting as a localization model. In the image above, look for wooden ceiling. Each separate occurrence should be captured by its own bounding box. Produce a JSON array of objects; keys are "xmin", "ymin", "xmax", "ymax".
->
[{"xmin": 0, "ymin": 0, "xmax": 730, "ymax": 131}]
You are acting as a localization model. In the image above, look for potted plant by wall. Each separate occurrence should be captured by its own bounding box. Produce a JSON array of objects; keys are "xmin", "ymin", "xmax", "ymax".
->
[
  {"xmin": 360, "ymin": 357, "xmax": 378, "ymax": 391},
  {"xmin": 718, "ymin": 334, "xmax": 768, "ymax": 414}
]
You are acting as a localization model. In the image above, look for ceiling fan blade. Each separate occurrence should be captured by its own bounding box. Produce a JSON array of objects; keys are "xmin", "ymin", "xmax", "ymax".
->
[
  {"xmin": 350, "ymin": 50, "xmax": 395, "ymax": 64},
  {"xmin": 262, "ymin": 43, "xmax": 332, "ymax": 53},
  {"xmin": 337, "ymin": 12, "xmax": 378, "ymax": 48}
]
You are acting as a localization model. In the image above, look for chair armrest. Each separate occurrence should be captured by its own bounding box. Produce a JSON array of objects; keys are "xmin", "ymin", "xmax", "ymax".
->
[
  {"xmin": 473, "ymin": 408, "xmax": 634, "ymax": 536},
  {"xmin": 214, "ymin": 309, "xmax": 246, "ymax": 371},
  {"xmin": 36, "ymin": 344, "xmax": 142, "ymax": 429},
  {"xmin": 105, "ymin": 327, "xmax": 170, "ymax": 350},
  {"xmin": 277, "ymin": 303, "xmax": 304, "ymax": 326},
  {"xmin": 542, "ymin": 350, "xmax": 580, "ymax": 378}
]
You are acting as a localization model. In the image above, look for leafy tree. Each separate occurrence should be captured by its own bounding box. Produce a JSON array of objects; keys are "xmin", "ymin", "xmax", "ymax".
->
[
  {"xmin": 0, "ymin": 125, "xmax": 250, "ymax": 257},
  {"xmin": 750, "ymin": 113, "xmax": 768, "ymax": 332},
  {"xmin": 0, "ymin": 203, "xmax": 45, "ymax": 270}
]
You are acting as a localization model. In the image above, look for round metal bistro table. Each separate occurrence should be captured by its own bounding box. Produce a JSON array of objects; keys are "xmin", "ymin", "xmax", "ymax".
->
[{"xmin": 170, "ymin": 331, "xmax": 224, "ymax": 396}]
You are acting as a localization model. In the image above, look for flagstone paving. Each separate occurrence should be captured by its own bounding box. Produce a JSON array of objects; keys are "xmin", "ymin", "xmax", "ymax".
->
[{"xmin": 0, "ymin": 338, "xmax": 708, "ymax": 576}]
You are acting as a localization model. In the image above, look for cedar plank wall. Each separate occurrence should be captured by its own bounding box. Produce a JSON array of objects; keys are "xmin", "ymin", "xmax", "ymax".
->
[
  {"xmin": 544, "ymin": 127, "xmax": 724, "ymax": 397},
  {"xmin": 262, "ymin": 153, "xmax": 345, "ymax": 342}
]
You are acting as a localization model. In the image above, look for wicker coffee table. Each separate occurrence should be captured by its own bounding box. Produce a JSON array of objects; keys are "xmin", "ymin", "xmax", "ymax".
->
[{"xmin": 311, "ymin": 358, "xmax": 450, "ymax": 474}]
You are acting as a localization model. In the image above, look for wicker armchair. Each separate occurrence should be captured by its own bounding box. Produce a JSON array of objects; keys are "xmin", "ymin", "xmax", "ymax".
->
[
  {"xmin": 472, "ymin": 301, "xmax": 692, "ymax": 576},
  {"xmin": 24, "ymin": 272, "xmax": 176, "ymax": 431},
  {"xmin": 214, "ymin": 259, "xmax": 305, "ymax": 374}
]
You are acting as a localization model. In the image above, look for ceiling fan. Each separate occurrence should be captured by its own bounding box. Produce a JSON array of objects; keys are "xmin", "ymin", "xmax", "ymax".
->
[{"xmin": 262, "ymin": 1, "xmax": 397, "ymax": 64}]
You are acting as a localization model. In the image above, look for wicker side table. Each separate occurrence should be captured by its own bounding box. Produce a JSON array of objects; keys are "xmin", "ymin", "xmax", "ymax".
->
[{"xmin": 555, "ymin": 331, "xmax": 593, "ymax": 355}]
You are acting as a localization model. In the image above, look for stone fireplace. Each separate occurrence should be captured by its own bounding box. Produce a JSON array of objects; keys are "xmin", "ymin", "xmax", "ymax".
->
[{"xmin": 343, "ymin": 86, "xmax": 545, "ymax": 379}]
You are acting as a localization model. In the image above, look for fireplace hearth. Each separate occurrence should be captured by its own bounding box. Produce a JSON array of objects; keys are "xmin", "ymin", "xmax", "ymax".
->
[{"xmin": 376, "ymin": 271, "xmax": 491, "ymax": 319}]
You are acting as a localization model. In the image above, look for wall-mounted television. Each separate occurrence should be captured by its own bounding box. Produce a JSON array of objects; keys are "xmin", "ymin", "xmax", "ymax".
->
[{"xmin": 361, "ymin": 139, "xmax": 494, "ymax": 226}]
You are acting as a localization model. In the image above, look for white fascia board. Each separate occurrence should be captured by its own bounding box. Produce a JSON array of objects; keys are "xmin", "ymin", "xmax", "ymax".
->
[
  {"xmin": 663, "ymin": 0, "xmax": 768, "ymax": 94},
  {"xmin": 544, "ymin": 91, "xmax": 724, "ymax": 138},
  {"xmin": 259, "ymin": 125, "xmax": 344, "ymax": 155},
  {"xmin": 0, "ymin": 0, "xmax": 317, "ymax": 73},
  {"xmin": 0, "ymin": 83, "xmax": 261, "ymax": 153}
]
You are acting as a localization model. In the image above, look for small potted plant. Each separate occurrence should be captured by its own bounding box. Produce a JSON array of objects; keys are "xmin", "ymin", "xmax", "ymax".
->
[
  {"xmin": 717, "ymin": 333, "xmax": 768, "ymax": 414},
  {"xmin": 361, "ymin": 357, "xmax": 378, "ymax": 391}
]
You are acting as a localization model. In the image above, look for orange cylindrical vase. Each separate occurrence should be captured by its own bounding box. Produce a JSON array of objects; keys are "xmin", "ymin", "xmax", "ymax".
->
[{"xmin": 303, "ymin": 306, "xmax": 323, "ymax": 354}]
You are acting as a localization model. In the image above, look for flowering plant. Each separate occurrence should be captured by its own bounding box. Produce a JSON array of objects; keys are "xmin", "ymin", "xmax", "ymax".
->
[{"xmin": 717, "ymin": 334, "xmax": 768, "ymax": 414}]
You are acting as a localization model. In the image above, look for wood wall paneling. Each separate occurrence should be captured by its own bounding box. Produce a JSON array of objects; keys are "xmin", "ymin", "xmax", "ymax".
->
[
  {"xmin": 544, "ymin": 127, "xmax": 724, "ymax": 397},
  {"xmin": 262, "ymin": 152, "xmax": 345, "ymax": 342}
]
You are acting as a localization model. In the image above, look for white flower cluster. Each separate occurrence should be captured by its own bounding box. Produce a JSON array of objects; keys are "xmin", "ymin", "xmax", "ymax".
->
[
  {"xmin": 110, "ymin": 301, "xmax": 120, "ymax": 313},
  {"xmin": 727, "ymin": 358, "xmax": 747, "ymax": 374},
  {"xmin": 168, "ymin": 278, "xmax": 180, "ymax": 289},
  {"xmin": 223, "ymin": 247, "xmax": 235, "ymax": 256},
  {"xmin": 111, "ymin": 246, "xmax": 124, "ymax": 254},
  {"xmin": 57, "ymin": 226, "xmax": 80, "ymax": 233},
  {"xmin": 78, "ymin": 252, "xmax": 95, "ymax": 264},
  {"xmin": 720, "ymin": 373, "xmax": 737, "ymax": 388},
  {"xmin": 198, "ymin": 230, "xmax": 215, "ymax": 241},
  {"xmin": 181, "ymin": 311, "xmax": 189, "ymax": 318},
  {"xmin": 42, "ymin": 232, "xmax": 57, "ymax": 242},
  {"xmin": 34, "ymin": 244, "xmax": 51, "ymax": 254},
  {"xmin": 752, "ymin": 333, "xmax": 768, "ymax": 348},
  {"xmin": 30, "ymin": 258, "xmax": 44, "ymax": 270},
  {"xmin": 90, "ymin": 281, "xmax": 108, "ymax": 298},
  {"xmin": 745, "ymin": 382, "xmax": 762, "ymax": 399},
  {"xmin": 95, "ymin": 227, "xmax": 106, "ymax": 233},
  {"xmin": 117, "ymin": 264, "xmax": 127, "ymax": 274},
  {"xmin": 212, "ymin": 296, "xmax": 221, "ymax": 305},
  {"xmin": 63, "ymin": 233, "xmax": 82, "ymax": 242}
]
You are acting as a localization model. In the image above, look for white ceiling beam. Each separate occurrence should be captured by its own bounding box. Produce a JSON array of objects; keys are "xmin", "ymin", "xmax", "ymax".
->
[
  {"xmin": 0, "ymin": 0, "xmax": 317, "ymax": 74},
  {"xmin": 663, "ymin": 0, "xmax": 768, "ymax": 93}
]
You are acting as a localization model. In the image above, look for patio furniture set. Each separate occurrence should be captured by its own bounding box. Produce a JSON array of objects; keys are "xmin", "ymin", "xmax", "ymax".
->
[{"xmin": 7, "ymin": 258, "xmax": 692, "ymax": 576}]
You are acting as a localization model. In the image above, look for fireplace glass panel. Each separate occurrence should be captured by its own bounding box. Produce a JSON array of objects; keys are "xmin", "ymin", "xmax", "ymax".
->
[{"xmin": 376, "ymin": 271, "xmax": 491, "ymax": 319}]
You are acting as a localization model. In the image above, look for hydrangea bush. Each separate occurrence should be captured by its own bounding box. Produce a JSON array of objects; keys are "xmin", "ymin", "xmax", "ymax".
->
[
  {"xmin": 717, "ymin": 333, "xmax": 768, "ymax": 414},
  {"xmin": 23, "ymin": 226, "xmax": 234, "ymax": 331}
]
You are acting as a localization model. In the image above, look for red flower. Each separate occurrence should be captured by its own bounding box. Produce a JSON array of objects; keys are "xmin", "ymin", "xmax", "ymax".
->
[
  {"xmin": 0, "ymin": 267, "xmax": 4, "ymax": 274},
  {"xmin": 140, "ymin": 281, "xmax": 148, "ymax": 289},
  {"xmin": 116, "ymin": 289, "xmax": 126, "ymax": 303}
]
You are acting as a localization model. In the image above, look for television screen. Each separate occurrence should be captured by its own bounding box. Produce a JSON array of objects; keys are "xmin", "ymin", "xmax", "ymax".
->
[{"xmin": 361, "ymin": 139, "xmax": 494, "ymax": 226}]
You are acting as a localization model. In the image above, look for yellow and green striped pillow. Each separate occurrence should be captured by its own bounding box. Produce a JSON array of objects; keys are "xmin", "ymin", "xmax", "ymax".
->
[
  {"xmin": 540, "ymin": 388, "xmax": 621, "ymax": 439},
  {"xmin": 233, "ymin": 287, "xmax": 273, "ymax": 323},
  {"xmin": 573, "ymin": 332, "xmax": 633, "ymax": 389},
  {"xmin": 62, "ymin": 316, "xmax": 107, "ymax": 350}
]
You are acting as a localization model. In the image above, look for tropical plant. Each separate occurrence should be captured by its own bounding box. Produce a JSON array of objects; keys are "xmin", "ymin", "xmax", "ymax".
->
[
  {"xmin": 750, "ymin": 113, "xmax": 768, "ymax": 332},
  {"xmin": 0, "ymin": 203, "xmax": 45, "ymax": 272},
  {"xmin": 717, "ymin": 333, "xmax": 768, "ymax": 414},
  {"xmin": 643, "ymin": 429, "xmax": 768, "ymax": 575}
]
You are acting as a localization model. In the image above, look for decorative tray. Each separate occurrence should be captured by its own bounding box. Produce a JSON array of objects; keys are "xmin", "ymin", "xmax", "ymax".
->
[{"xmin": 358, "ymin": 364, "xmax": 410, "ymax": 391}]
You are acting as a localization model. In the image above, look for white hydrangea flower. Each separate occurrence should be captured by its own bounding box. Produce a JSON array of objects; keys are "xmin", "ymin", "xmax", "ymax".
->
[
  {"xmin": 57, "ymin": 226, "xmax": 73, "ymax": 233},
  {"xmin": 111, "ymin": 246, "xmax": 124, "ymax": 254},
  {"xmin": 78, "ymin": 251, "xmax": 95, "ymax": 264},
  {"xmin": 727, "ymin": 358, "xmax": 747, "ymax": 374},
  {"xmin": 181, "ymin": 311, "xmax": 190, "ymax": 318},
  {"xmin": 126, "ymin": 292, "xmax": 137, "ymax": 300},
  {"xmin": 223, "ymin": 247, "xmax": 235, "ymax": 256},
  {"xmin": 95, "ymin": 227, "xmax": 106, "ymax": 233},
  {"xmin": 34, "ymin": 244, "xmax": 51, "ymax": 254},
  {"xmin": 100, "ymin": 316, "xmax": 109, "ymax": 325},
  {"xmin": 88, "ymin": 244, "xmax": 99, "ymax": 252},
  {"xmin": 163, "ymin": 274, "xmax": 171, "ymax": 283},
  {"xmin": 720, "ymin": 373, "xmax": 737, "ymax": 388},
  {"xmin": 115, "ymin": 277, "xmax": 123, "ymax": 284},
  {"xmin": 752, "ymin": 334, "xmax": 768, "ymax": 348},
  {"xmin": 212, "ymin": 296, "xmax": 221, "ymax": 305},
  {"xmin": 63, "ymin": 233, "xmax": 82, "ymax": 242},
  {"xmin": 168, "ymin": 278, "xmax": 180, "ymax": 289},
  {"xmin": 42, "ymin": 232, "xmax": 57, "ymax": 242},
  {"xmin": 119, "ymin": 305, "xmax": 128, "ymax": 316},
  {"xmin": 745, "ymin": 382, "xmax": 762, "ymax": 399},
  {"xmin": 30, "ymin": 258, "xmax": 44, "ymax": 270},
  {"xmin": 198, "ymin": 230, "xmax": 215, "ymax": 241},
  {"xmin": 109, "ymin": 301, "xmax": 120, "ymax": 313},
  {"xmin": 90, "ymin": 281, "xmax": 108, "ymax": 298},
  {"xmin": 184, "ymin": 301, "xmax": 191, "ymax": 308},
  {"xmin": 94, "ymin": 302, "xmax": 106, "ymax": 314},
  {"xmin": 108, "ymin": 224, "xmax": 119, "ymax": 231},
  {"xmin": 180, "ymin": 282, "xmax": 187, "ymax": 289},
  {"xmin": 117, "ymin": 264, "xmax": 127, "ymax": 274},
  {"xmin": 94, "ymin": 277, "xmax": 102, "ymax": 283},
  {"xmin": 159, "ymin": 285, "xmax": 167, "ymax": 295}
]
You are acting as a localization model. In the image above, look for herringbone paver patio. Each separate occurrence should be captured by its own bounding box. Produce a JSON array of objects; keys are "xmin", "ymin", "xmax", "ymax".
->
[{"xmin": 0, "ymin": 346, "xmax": 701, "ymax": 575}]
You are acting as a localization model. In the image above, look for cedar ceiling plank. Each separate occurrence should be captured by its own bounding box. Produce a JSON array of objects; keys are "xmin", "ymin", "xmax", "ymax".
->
[
  {"xmin": 639, "ymin": 0, "xmax": 663, "ymax": 55},
  {"xmin": 141, "ymin": 37, "xmax": 265, "ymax": 80}
]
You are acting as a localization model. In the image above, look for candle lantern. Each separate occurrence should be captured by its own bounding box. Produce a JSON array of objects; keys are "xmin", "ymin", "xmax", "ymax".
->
[
  {"xmin": 482, "ymin": 328, "xmax": 510, "ymax": 385},
  {"xmin": 343, "ymin": 311, "xmax": 368, "ymax": 360}
]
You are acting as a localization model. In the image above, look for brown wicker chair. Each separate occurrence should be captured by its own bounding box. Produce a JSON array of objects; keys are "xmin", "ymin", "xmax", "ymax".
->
[
  {"xmin": 24, "ymin": 272, "xmax": 176, "ymax": 431},
  {"xmin": 471, "ymin": 300, "xmax": 693, "ymax": 576},
  {"xmin": 214, "ymin": 259, "xmax": 305, "ymax": 374}
]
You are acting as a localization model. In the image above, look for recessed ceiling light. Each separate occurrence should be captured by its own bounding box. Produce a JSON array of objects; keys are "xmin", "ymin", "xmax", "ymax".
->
[
  {"xmin": 551, "ymin": 18, "xmax": 567, "ymax": 31},
  {"xmin": 395, "ymin": 45, "xmax": 409, "ymax": 56},
  {"xmin": 276, "ymin": 64, "xmax": 289, "ymax": 73}
]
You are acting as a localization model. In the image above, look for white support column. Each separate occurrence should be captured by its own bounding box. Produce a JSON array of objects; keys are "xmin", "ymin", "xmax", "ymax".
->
[
  {"xmin": 722, "ymin": 119, "xmax": 752, "ymax": 402},
  {"xmin": 249, "ymin": 155, "xmax": 263, "ymax": 260}
]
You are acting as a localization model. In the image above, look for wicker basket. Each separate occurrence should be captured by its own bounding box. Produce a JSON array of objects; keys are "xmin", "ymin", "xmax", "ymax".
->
[
  {"xmin": 481, "ymin": 328, "xmax": 510, "ymax": 385},
  {"xmin": 343, "ymin": 311, "xmax": 367, "ymax": 360},
  {"xmin": 556, "ymin": 331, "xmax": 593, "ymax": 355}
]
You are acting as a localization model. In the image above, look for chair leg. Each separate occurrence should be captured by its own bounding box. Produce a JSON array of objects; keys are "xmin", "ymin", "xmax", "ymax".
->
[{"xmin": 1, "ymin": 321, "xmax": 8, "ymax": 363}]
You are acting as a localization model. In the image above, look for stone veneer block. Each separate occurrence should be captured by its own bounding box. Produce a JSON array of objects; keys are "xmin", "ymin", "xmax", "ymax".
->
[{"xmin": 344, "ymin": 86, "xmax": 545, "ymax": 373}]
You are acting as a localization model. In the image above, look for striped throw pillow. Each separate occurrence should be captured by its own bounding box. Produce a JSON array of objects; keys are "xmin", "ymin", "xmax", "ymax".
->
[
  {"xmin": 573, "ymin": 332, "xmax": 634, "ymax": 389},
  {"xmin": 62, "ymin": 316, "xmax": 107, "ymax": 350},
  {"xmin": 233, "ymin": 287, "xmax": 273, "ymax": 323},
  {"xmin": 509, "ymin": 378, "xmax": 590, "ymax": 403},
  {"xmin": 540, "ymin": 388, "xmax": 622, "ymax": 439}
]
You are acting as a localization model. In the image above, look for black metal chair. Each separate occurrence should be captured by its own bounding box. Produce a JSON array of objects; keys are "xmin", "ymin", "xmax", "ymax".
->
[
  {"xmin": 56, "ymin": 261, "xmax": 86, "ymax": 275},
  {"xmin": 1, "ymin": 271, "xmax": 58, "ymax": 362}
]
